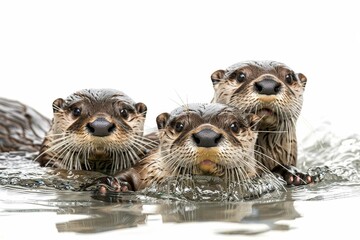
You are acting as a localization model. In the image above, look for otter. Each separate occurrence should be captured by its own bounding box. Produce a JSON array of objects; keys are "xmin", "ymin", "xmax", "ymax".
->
[
  {"xmin": 210, "ymin": 60, "xmax": 311, "ymax": 185},
  {"xmin": 0, "ymin": 97, "xmax": 50, "ymax": 152},
  {"xmin": 92, "ymin": 103, "xmax": 284, "ymax": 193},
  {"xmin": 35, "ymin": 88, "xmax": 154, "ymax": 174}
]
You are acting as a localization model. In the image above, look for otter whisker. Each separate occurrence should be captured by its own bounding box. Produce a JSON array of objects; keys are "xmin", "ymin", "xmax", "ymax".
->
[
  {"xmin": 110, "ymin": 151, "xmax": 118, "ymax": 173},
  {"xmin": 36, "ymin": 138, "xmax": 72, "ymax": 165},
  {"xmin": 129, "ymin": 152, "xmax": 140, "ymax": 168},
  {"xmin": 131, "ymin": 137, "xmax": 158, "ymax": 150},
  {"xmin": 254, "ymin": 148, "xmax": 307, "ymax": 185},
  {"xmin": 56, "ymin": 142, "xmax": 75, "ymax": 169},
  {"xmin": 118, "ymin": 151, "xmax": 125, "ymax": 172},
  {"xmin": 71, "ymin": 145, "xmax": 84, "ymax": 170},
  {"xmin": 128, "ymin": 137, "xmax": 153, "ymax": 155},
  {"xmin": 113, "ymin": 102, "xmax": 290, "ymax": 199},
  {"xmin": 65, "ymin": 144, "xmax": 83, "ymax": 170},
  {"xmin": 164, "ymin": 148, "xmax": 193, "ymax": 177},
  {"xmin": 118, "ymin": 150, "xmax": 128, "ymax": 171},
  {"xmin": 236, "ymin": 168, "xmax": 253, "ymax": 196},
  {"xmin": 63, "ymin": 143, "xmax": 80, "ymax": 170},
  {"xmin": 67, "ymin": 148, "xmax": 76, "ymax": 170},
  {"xmin": 253, "ymin": 149, "xmax": 283, "ymax": 169},
  {"xmin": 80, "ymin": 146, "xmax": 89, "ymax": 170},
  {"xmin": 83, "ymin": 148, "xmax": 91, "ymax": 170},
  {"xmin": 254, "ymin": 130, "xmax": 287, "ymax": 134},
  {"xmin": 132, "ymin": 137, "xmax": 158, "ymax": 147},
  {"xmin": 161, "ymin": 148, "xmax": 185, "ymax": 174},
  {"xmin": 33, "ymin": 134, "xmax": 73, "ymax": 163},
  {"xmin": 118, "ymin": 151, "xmax": 124, "ymax": 172},
  {"xmin": 125, "ymin": 147, "xmax": 139, "ymax": 169},
  {"xmin": 33, "ymin": 88, "xmax": 150, "ymax": 174}
]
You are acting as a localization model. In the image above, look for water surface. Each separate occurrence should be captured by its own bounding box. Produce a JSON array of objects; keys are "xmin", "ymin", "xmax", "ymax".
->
[{"xmin": 1, "ymin": 126, "xmax": 360, "ymax": 239}]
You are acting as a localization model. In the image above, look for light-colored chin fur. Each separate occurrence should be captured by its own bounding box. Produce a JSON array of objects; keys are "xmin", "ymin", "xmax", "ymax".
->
[{"xmin": 159, "ymin": 134, "xmax": 260, "ymax": 183}]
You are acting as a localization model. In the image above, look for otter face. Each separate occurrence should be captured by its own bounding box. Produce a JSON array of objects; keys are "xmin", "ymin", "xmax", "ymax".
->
[
  {"xmin": 41, "ymin": 88, "xmax": 149, "ymax": 172},
  {"xmin": 156, "ymin": 103, "xmax": 260, "ymax": 182},
  {"xmin": 211, "ymin": 61, "xmax": 307, "ymax": 130}
]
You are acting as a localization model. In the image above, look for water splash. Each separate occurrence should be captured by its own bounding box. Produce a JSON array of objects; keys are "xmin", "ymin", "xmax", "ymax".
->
[
  {"xmin": 0, "ymin": 151, "xmax": 105, "ymax": 191},
  {"xmin": 140, "ymin": 174, "xmax": 286, "ymax": 202},
  {"xmin": 299, "ymin": 124, "xmax": 360, "ymax": 184},
  {"xmin": 0, "ymin": 151, "xmax": 287, "ymax": 202},
  {"xmin": 1, "ymin": 123, "xmax": 360, "ymax": 204}
]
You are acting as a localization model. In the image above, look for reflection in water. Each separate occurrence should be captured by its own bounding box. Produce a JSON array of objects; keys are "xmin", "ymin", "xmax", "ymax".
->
[
  {"xmin": 218, "ymin": 200, "xmax": 300, "ymax": 235},
  {"xmin": 56, "ymin": 203, "xmax": 146, "ymax": 233},
  {"xmin": 58, "ymin": 202, "xmax": 233, "ymax": 233},
  {"xmin": 1, "ymin": 186, "xmax": 297, "ymax": 235},
  {"xmin": 1, "ymin": 127, "xmax": 360, "ymax": 237}
]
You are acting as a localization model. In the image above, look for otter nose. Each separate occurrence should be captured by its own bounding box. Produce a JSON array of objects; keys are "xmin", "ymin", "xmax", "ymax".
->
[
  {"xmin": 86, "ymin": 118, "xmax": 115, "ymax": 137},
  {"xmin": 192, "ymin": 129, "xmax": 222, "ymax": 148},
  {"xmin": 254, "ymin": 79, "xmax": 282, "ymax": 95}
]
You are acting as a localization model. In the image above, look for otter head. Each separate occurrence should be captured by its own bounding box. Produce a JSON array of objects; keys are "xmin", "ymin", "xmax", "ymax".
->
[
  {"xmin": 155, "ymin": 103, "xmax": 260, "ymax": 182},
  {"xmin": 211, "ymin": 61, "xmax": 307, "ymax": 130},
  {"xmin": 47, "ymin": 88, "xmax": 148, "ymax": 172}
]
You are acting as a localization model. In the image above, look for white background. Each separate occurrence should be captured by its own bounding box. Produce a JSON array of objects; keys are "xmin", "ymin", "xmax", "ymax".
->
[{"xmin": 1, "ymin": 0, "xmax": 359, "ymax": 140}]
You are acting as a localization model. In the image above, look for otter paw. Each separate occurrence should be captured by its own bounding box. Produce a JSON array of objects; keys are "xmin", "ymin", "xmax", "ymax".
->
[
  {"xmin": 83, "ymin": 176, "xmax": 132, "ymax": 193},
  {"xmin": 272, "ymin": 165, "xmax": 314, "ymax": 186}
]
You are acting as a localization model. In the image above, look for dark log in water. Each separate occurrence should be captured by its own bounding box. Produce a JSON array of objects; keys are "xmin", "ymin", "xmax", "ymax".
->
[{"xmin": 0, "ymin": 97, "xmax": 50, "ymax": 152}]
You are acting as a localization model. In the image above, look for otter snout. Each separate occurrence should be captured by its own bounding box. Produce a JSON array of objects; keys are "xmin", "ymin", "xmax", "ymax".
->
[
  {"xmin": 192, "ymin": 129, "xmax": 222, "ymax": 148},
  {"xmin": 86, "ymin": 117, "xmax": 115, "ymax": 137},
  {"xmin": 254, "ymin": 78, "xmax": 281, "ymax": 95}
]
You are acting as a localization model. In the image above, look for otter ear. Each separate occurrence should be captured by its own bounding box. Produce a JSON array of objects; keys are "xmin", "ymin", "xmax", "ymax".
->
[
  {"xmin": 156, "ymin": 112, "xmax": 170, "ymax": 130},
  {"xmin": 297, "ymin": 73, "xmax": 307, "ymax": 88},
  {"xmin": 211, "ymin": 69, "xmax": 225, "ymax": 85},
  {"xmin": 135, "ymin": 102, "xmax": 147, "ymax": 116},
  {"xmin": 246, "ymin": 114, "xmax": 260, "ymax": 131},
  {"xmin": 52, "ymin": 98, "xmax": 65, "ymax": 113}
]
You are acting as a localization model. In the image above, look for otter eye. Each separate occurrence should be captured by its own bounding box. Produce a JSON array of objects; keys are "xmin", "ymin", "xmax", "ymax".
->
[
  {"xmin": 285, "ymin": 73, "xmax": 295, "ymax": 84},
  {"xmin": 237, "ymin": 72, "xmax": 246, "ymax": 83},
  {"xmin": 120, "ymin": 109, "xmax": 129, "ymax": 119},
  {"xmin": 175, "ymin": 122, "xmax": 184, "ymax": 133},
  {"xmin": 229, "ymin": 72, "xmax": 237, "ymax": 79},
  {"xmin": 72, "ymin": 108, "xmax": 81, "ymax": 117},
  {"xmin": 230, "ymin": 122, "xmax": 240, "ymax": 133}
]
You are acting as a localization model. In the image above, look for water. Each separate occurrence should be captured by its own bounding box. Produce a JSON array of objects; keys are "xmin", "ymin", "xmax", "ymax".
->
[{"xmin": 1, "ymin": 126, "xmax": 360, "ymax": 239}]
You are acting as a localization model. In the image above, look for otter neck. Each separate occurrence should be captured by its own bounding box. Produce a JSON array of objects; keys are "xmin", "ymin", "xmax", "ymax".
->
[{"xmin": 255, "ymin": 123, "xmax": 297, "ymax": 171}]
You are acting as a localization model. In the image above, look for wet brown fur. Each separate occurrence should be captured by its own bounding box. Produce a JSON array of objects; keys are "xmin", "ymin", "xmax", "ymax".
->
[
  {"xmin": 0, "ymin": 97, "xmax": 50, "ymax": 152},
  {"xmin": 211, "ymin": 61, "xmax": 307, "ymax": 172},
  {"xmin": 36, "ymin": 88, "xmax": 153, "ymax": 174},
  {"xmin": 116, "ymin": 103, "xmax": 271, "ymax": 191}
]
